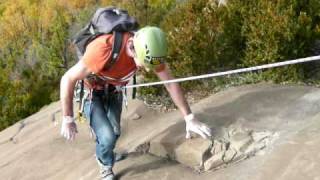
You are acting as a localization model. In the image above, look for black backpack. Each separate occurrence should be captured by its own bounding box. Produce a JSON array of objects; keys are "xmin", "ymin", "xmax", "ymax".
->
[
  {"xmin": 73, "ymin": 6, "xmax": 139, "ymax": 67},
  {"xmin": 73, "ymin": 7, "xmax": 139, "ymax": 120}
]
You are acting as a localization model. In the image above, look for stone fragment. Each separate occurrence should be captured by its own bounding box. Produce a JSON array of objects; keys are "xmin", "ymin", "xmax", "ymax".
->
[
  {"xmin": 252, "ymin": 131, "xmax": 272, "ymax": 142},
  {"xmin": 211, "ymin": 140, "xmax": 227, "ymax": 155},
  {"xmin": 230, "ymin": 131, "xmax": 253, "ymax": 152},
  {"xmin": 204, "ymin": 152, "xmax": 225, "ymax": 171},
  {"xmin": 223, "ymin": 148, "xmax": 237, "ymax": 163},
  {"xmin": 174, "ymin": 138, "xmax": 212, "ymax": 168},
  {"xmin": 245, "ymin": 141, "xmax": 267, "ymax": 156},
  {"xmin": 232, "ymin": 152, "xmax": 246, "ymax": 163},
  {"xmin": 130, "ymin": 113, "xmax": 141, "ymax": 120},
  {"xmin": 149, "ymin": 122, "xmax": 277, "ymax": 172}
]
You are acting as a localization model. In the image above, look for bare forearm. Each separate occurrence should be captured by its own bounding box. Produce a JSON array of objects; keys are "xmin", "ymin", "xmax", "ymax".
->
[
  {"xmin": 154, "ymin": 65, "xmax": 212, "ymax": 139},
  {"xmin": 60, "ymin": 60, "xmax": 91, "ymax": 117},
  {"xmin": 164, "ymin": 82, "xmax": 191, "ymax": 117},
  {"xmin": 60, "ymin": 74, "xmax": 77, "ymax": 117},
  {"xmin": 155, "ymin": 65, "xmax": 192, "ymax": 117}
]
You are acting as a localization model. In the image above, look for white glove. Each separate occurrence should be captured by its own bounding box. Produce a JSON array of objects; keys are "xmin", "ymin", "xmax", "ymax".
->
[
  {"xmin": 185, "ymin": 114, "xmax": 212, "ymax": 139},
  {"xmin": 60, "ymin": 116, "xmax": 78, "ymax": 140}
]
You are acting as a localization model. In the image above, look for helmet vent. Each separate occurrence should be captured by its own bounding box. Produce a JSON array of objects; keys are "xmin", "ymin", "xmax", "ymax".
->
[{"xmin": 145, "ymin": 44, "xmax": 150, "ymax": 56}]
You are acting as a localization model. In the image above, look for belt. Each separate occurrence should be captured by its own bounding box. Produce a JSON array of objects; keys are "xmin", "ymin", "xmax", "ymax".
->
[{"xmin": 91, "ymin": 84, "xmax": 122, "ymax": 96}]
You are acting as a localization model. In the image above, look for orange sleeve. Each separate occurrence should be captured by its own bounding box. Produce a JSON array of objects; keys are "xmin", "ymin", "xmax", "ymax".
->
[{"xmin": 82, "ymin": 37, "xmax": 112, "ymax": 73}]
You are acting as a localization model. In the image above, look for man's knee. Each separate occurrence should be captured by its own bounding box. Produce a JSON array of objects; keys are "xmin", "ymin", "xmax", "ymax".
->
[{"xmin": 97, "ymin": 132, "xmax": 117, "ymax": 149}]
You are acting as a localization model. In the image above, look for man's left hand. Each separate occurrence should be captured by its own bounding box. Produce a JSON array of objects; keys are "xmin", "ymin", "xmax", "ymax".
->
[{"xmin": 184, "ymin": 114, "xmax": 212, "ymax": 139}]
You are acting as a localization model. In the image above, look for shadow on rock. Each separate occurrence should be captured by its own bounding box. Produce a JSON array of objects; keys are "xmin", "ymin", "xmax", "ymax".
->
[{"xmin": 115, "ymin": 156, "xmax": 175, "ymax": 179}]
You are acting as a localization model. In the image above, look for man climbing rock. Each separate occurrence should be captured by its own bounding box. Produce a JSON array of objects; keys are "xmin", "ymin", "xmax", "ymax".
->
[{"xmin": 60, "ymin": 17, "xmax": 212, "ymax": 180}]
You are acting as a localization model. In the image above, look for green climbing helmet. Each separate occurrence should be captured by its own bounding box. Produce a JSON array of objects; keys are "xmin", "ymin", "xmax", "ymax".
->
[{"xmin": 133, "ymin": 26, "xmax": 167, "ymax": 69}]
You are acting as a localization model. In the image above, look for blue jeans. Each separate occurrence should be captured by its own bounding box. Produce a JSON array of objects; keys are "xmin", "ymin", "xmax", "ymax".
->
[{"xmin": 83, "ymin": 89, "xmax": 123, "ymax": 166}]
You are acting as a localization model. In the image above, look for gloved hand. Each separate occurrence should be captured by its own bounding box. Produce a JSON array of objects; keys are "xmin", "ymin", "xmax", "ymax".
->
[
  {"xmin": 60, "ymin": 116, "xmax": 78, "ymax": 140},
  {"xmin": 185, "ymin": 114, "xmax": 212, "ymax": 139}
]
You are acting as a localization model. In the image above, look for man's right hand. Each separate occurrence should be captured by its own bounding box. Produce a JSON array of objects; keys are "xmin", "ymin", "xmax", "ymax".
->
[{"xmin": 60, "ymin": 116, "xmax": 78, "ymax": 140}]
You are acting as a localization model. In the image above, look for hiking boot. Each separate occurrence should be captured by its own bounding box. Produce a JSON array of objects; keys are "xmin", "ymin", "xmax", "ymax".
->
[
  {"xmin": 96, "ymin": 157, "xmax": 115, "ymax": 180},
  {"xmin": 99, "ymin": 165, "xmax": 114, "ymax": 180}
]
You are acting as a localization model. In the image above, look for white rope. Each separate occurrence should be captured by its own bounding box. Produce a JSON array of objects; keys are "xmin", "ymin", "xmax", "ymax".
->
[{"xmin": 125, "ymin": 55, "xmax": 320, "ymax": 89}]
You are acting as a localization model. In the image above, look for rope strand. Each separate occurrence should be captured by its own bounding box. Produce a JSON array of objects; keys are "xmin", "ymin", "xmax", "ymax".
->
[{"xmin": 125, "ymin": 55, "xmax": 320, "ymax": 89}]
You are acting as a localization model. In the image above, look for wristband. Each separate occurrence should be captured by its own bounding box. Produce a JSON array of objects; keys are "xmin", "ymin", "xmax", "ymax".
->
[
  {"xmin": 63, "ymin": 116, "xmax": 75, "ymax": 123},
  {"xmin": 184, "ymin": 113, "xmax": 194, "ymax": 122}
]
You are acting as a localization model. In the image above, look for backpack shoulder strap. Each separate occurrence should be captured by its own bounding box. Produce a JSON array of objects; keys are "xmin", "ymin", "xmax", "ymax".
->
[
  {"xmin": 132, "ymin": 74, "xmax": 136, "ymax": 99},
  {"xmin": 104, "ymin": 31, "xmax": 123, "ymax": 70}
]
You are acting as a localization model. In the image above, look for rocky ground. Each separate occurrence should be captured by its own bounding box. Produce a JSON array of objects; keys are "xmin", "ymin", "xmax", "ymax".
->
[{"xmin": 1, "ymin": 83, "xmax": 320, "ymax": 180}]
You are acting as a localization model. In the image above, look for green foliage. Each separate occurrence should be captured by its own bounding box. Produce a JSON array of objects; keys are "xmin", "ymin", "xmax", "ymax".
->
[
  {"xmin": 115, "ymin": 0, "xmax": 176, "ymax": 27},
  {"xmin": 160, "ymin": 0, "xmax": 244, "ymax": 92},
  {"xmin": 238, "ymin": 0, "xmax": 300, "ymax": 81},
  {"xmin": 0, "ymin": 0, "xmax": 74, "ymax": 131},
  {"xmin": 158, "ymin": 0, "xmax": 320, "ymax": 86}
]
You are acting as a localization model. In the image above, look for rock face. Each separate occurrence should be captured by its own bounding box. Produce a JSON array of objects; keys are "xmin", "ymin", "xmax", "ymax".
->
[
  {"xmin": 1, "ymin": 84, "xmax": 320, "ymax": 180},
  {"xmin": 141, "ymin": 84, "xmax": 320, "ymax": 172}
]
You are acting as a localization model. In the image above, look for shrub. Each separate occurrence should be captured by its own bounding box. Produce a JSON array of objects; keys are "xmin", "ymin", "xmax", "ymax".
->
[
  {"xmin": 237, "ymin": 0, "xmax": 320, "ymax": 81},
  {"xmin": 0, "ymin": 0, "xmax": 74, "ymax": 131},
  {"xmin": 158, "ymin": 0, "xmax": 245, "ymax": 92}
]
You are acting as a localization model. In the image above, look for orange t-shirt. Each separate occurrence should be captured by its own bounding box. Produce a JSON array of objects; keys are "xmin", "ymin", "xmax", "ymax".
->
[{"xmin": 82, "ymin": 32, "xmax": 137, "ymax": 87}]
